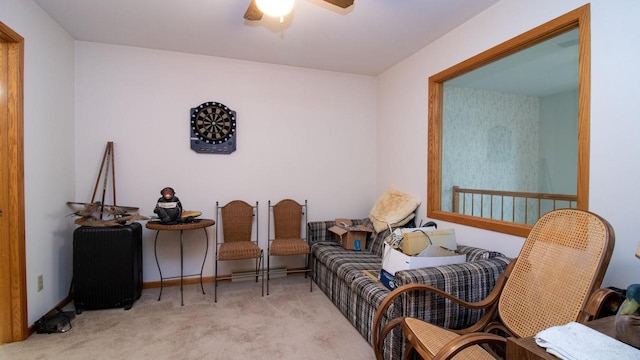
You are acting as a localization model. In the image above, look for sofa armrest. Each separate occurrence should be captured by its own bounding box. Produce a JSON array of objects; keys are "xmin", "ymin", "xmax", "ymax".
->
[
  {"xmin": 307, "ymin": 218, "xmax": 368, "ymax": 245},
  {"xmin": 457, "ymin": 245, "xmax": 506, "ymax": 261},
  {"xmin": 393, "ymin": 255, "xmax": 512, "ymax": 329},
  {"xmin": 309, "ymin": 218, "xmax": 416, "ymax": 256}
]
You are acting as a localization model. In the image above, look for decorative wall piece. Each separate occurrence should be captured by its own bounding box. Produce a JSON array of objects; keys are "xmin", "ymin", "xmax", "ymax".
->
[
  {"xmin": 66, "ymin": 142, "xmax": 148, "ymax": 227},
  {"xmin": 190, "ymin": 101, "xmax": 237, "ymax": 154}
]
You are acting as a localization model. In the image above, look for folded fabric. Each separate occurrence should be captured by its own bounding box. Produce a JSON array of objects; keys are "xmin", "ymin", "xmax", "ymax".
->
[
  {"xmin": 534, "ymin": 321, "xmax": 640, "ymax": 360},
  {"xmin": 369, "ymin": 188, "xmax": 420, "ymax": 233}
]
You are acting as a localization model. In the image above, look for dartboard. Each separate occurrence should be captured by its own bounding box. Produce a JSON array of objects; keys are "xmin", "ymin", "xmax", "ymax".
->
[{"xmin": 190, "ymin": 102, "xmax": 236, "ymax": 154}]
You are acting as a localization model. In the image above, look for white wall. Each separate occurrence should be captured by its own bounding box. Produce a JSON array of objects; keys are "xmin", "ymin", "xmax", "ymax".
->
[
  {"xmin": 377, "ymin": 0, "xmax": 640, "ymax": 288},
  {"xmin": 74, "ymin": 42, "xmax": 378, "ymax": 282},
  {"xmin": 0, "ymin": 0, "xmax": 76, "ymax": 324}
]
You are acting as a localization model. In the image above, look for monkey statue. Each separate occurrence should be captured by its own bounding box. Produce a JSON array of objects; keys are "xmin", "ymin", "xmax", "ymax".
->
[{"xmin": 154, "ymin": 187, "xmax": 183, "ymax": 224}]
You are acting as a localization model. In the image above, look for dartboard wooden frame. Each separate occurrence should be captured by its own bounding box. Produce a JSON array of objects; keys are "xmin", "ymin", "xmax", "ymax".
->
[{"xmin": 190, "ymin": 101, "xmax": 237, "ymax": 154}]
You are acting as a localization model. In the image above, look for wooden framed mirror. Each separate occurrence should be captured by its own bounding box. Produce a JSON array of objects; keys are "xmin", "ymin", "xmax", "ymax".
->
[{"xmin": 427, "ymin": 5, "xmax": 590, "ymax": 237}]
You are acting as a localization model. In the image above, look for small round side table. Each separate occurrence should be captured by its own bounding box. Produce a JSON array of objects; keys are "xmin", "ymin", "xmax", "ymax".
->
[{"xmin": 146, "ymin": 218, "xmax": 215, "ymax": 306}]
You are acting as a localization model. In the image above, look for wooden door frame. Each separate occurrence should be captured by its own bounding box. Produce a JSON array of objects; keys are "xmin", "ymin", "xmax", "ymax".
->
[{"xmin": 0, "ymin": 21, "xmax": 28, "ymax": 343}]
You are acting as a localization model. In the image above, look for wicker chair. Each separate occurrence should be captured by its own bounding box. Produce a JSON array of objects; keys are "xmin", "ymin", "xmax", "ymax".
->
[
  {"xmin": 266, "ymin": 199, "xmax": 312, "ymax": 295},
  {"xmin": 214, "ymin": 200, "xmax": 264, "ymax": 302},
  {"xmin": 372, "ymin": 209, "xmax": 617, "ymax": 360}
]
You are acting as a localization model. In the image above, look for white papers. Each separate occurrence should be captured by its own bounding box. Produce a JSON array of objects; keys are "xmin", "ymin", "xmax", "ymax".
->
[{"xmin": 534, "ymin": 322, "xmax": 640, "ymax": 360}]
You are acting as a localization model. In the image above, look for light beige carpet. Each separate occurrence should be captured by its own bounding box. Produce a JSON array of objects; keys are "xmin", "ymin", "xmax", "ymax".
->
[{"xmin": 0, "ymin": 276, "xmax": 374, "ymax": 359}]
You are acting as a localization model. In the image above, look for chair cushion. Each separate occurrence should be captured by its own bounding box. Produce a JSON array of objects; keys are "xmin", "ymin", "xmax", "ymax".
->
[
  {"xmin": 270, "ymin": 238, "xmax": 309, "ymax": 255},
  {"xmin": 218, "ymin": 242, "xmax": 262, "ymax": 260},
  {"xmin": 403, "ymin": 318, "xmax": 495, "ymax": 360}
]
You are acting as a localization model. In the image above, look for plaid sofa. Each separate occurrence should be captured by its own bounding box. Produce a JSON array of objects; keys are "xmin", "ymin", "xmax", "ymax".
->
[{"xmin": 309, "ymin": 218, "xmax": 511, "ymax": 360}]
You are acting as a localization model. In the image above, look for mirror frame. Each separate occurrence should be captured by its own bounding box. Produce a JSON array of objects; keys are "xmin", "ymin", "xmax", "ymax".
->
[{"xmin": 427, "ymin": 5, "xmax": 590, "ymax": 237}]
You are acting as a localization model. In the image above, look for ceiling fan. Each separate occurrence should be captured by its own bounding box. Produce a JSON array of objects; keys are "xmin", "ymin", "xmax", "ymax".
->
[{"xmin": 244, "ymin": 0, "xmax": 355, "ymax": 21}]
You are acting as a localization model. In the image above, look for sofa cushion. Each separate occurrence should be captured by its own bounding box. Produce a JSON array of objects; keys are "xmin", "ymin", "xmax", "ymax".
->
[
  {"xmin": 312, "ymin": 242, "xmax": 382, "ymax": 277},
  {"xmin": 369, "ymin": 188, "xmax": 421, "ymax": 233},
  {"xmin": 393, "ymin": 255, "xmax": 511, "ymax": 329}
]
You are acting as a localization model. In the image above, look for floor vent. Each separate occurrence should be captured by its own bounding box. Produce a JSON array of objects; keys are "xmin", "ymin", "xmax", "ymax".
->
[{"xmin": 231, "ymin": 267, "xmax": 287, "ymax": 282}]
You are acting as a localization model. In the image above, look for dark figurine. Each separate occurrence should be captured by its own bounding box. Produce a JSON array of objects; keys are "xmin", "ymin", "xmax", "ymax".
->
[{"xmin": 154, "ymin": 187, "xmax": 183, "ymax": 224}]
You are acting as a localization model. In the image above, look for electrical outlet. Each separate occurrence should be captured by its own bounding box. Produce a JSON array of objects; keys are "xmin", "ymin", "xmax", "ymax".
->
[{"xmin": 37, "ymin": 274, "xmax": 43, "ymax": 292}]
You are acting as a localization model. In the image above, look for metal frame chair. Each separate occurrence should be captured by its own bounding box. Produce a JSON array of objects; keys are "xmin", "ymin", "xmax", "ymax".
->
[
  {"xmin": 267, "ymin": 199, "xmax": 312, "ymax": 295},
  {"xmin": 372, "ymin": 208, "xmax": 617, "ymax": 360},
  {"xmin": 214, "ymin": 200, "xmax": 264, "ymax": 302}
]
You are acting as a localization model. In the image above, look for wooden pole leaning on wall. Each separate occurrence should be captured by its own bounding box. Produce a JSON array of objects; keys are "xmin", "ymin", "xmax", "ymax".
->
[{"xmin": 90, "ymin": 142, "xmax": 117, "ymax": 219}]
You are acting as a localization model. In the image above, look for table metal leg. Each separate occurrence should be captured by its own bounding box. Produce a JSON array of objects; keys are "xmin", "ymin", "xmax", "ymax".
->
[
  {"xmin": 180, "ymin": 229, "xmax": 184, "ymax": 306},
  {"xmin": 154, "ymin": 230, "xmax": 163, "ymax": 301},
  {"xmin": 149, "ymin": 220, "xmax": 213, "ymax": 305},
  {"xmin": 199, "ymin": 228, "xmax": 209, "ymax": 295}
]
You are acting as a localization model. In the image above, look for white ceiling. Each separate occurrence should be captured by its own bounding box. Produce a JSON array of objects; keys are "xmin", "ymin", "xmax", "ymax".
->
[{"xmin": 33, "ymin": 0, "xmax": 500, "ymax": 76}]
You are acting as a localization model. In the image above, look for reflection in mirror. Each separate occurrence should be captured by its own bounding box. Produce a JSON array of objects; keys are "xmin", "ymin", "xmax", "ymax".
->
[
  {"xmin": 427, "ymin": 5, "xmax": 590, "ymax": 237},
  {"xmin": 442, "ymin": 29, "xmax": 578, "ymax": 226}
]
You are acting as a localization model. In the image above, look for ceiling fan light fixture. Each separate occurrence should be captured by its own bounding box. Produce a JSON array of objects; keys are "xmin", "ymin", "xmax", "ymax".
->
[{"xmin": 256, "ymin": 0, "xmax": 294, "ymax": 22}]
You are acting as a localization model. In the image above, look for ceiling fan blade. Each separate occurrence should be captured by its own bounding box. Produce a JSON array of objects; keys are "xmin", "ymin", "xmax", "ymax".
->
[
  {"xmin": 244, "ymin": 0, "xmax": 263, "ymax": 21},
  {"xmin": 323, "ymin": 0, "xmax": 354, "ymax": 8}
]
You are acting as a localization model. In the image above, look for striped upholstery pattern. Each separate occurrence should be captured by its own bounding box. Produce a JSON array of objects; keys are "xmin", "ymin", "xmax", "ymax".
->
[
  {"xmin": 309, "ymin": 219, "xmax": 511, "ymax": 360},
  {"xmin": 308, "ymin": 217, "xmax": 397, "ymax": 257},
  {"xmin": 393, "ymin": 256, "xmax": 511, "ymax": 329}
]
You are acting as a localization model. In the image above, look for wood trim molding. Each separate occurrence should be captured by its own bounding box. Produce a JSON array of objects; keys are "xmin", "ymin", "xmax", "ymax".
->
[
  {"xmin": 0, "ymin": 21, "xmax": 27, "ymax": 343},
  {"xmin": 427, "ymin": 5, "xmax": 590, "ymax": 237}
]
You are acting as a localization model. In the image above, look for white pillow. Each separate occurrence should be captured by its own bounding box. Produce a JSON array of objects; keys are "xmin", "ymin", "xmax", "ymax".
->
[{"xmin": 369, "ymin": 188, "xmax": 421, "ymax": 233}]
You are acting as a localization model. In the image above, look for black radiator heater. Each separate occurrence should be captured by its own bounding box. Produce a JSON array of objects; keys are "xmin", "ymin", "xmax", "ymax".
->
[{"xmin": 73, "ymin": 222, "xmax": 143, "ymax": 314}]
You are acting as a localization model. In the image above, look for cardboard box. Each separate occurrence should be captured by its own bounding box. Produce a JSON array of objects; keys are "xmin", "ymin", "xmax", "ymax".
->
[
  {"xmin": 400, "ymin": 231, "xmax": 430, "ymax": 256},
  {"xmin": 379, "ymin": 269, "xmax": 397, "ymax": 290},
  {"xmin": 381, "ymin": 243, "xmax": 466, "ymax": 282},
  {"xmin": 328, "ymin": 219, "xmax": 373, "ymax": 250},
  {"xmin": 401, "ymin": 228, "xmax": 457, "ymax": 255},
  {"xmin": 362, "ymin": 269, "xmax": 397, "ymax": 290}
]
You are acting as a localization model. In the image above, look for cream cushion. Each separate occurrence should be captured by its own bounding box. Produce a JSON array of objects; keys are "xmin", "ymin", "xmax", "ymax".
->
[{"xmin": 369, "ymin": 188, "xmax": 421, "ymax": 233}]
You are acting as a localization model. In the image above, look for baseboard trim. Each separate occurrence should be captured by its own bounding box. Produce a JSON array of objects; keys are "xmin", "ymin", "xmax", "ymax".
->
[
  {"xmin": 141, "ymin": 267, "xmax": 309, "ymax": 288},
  {"xmin": 232, "ymin": 267, "xmax": 286, "ymax": 282}
]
